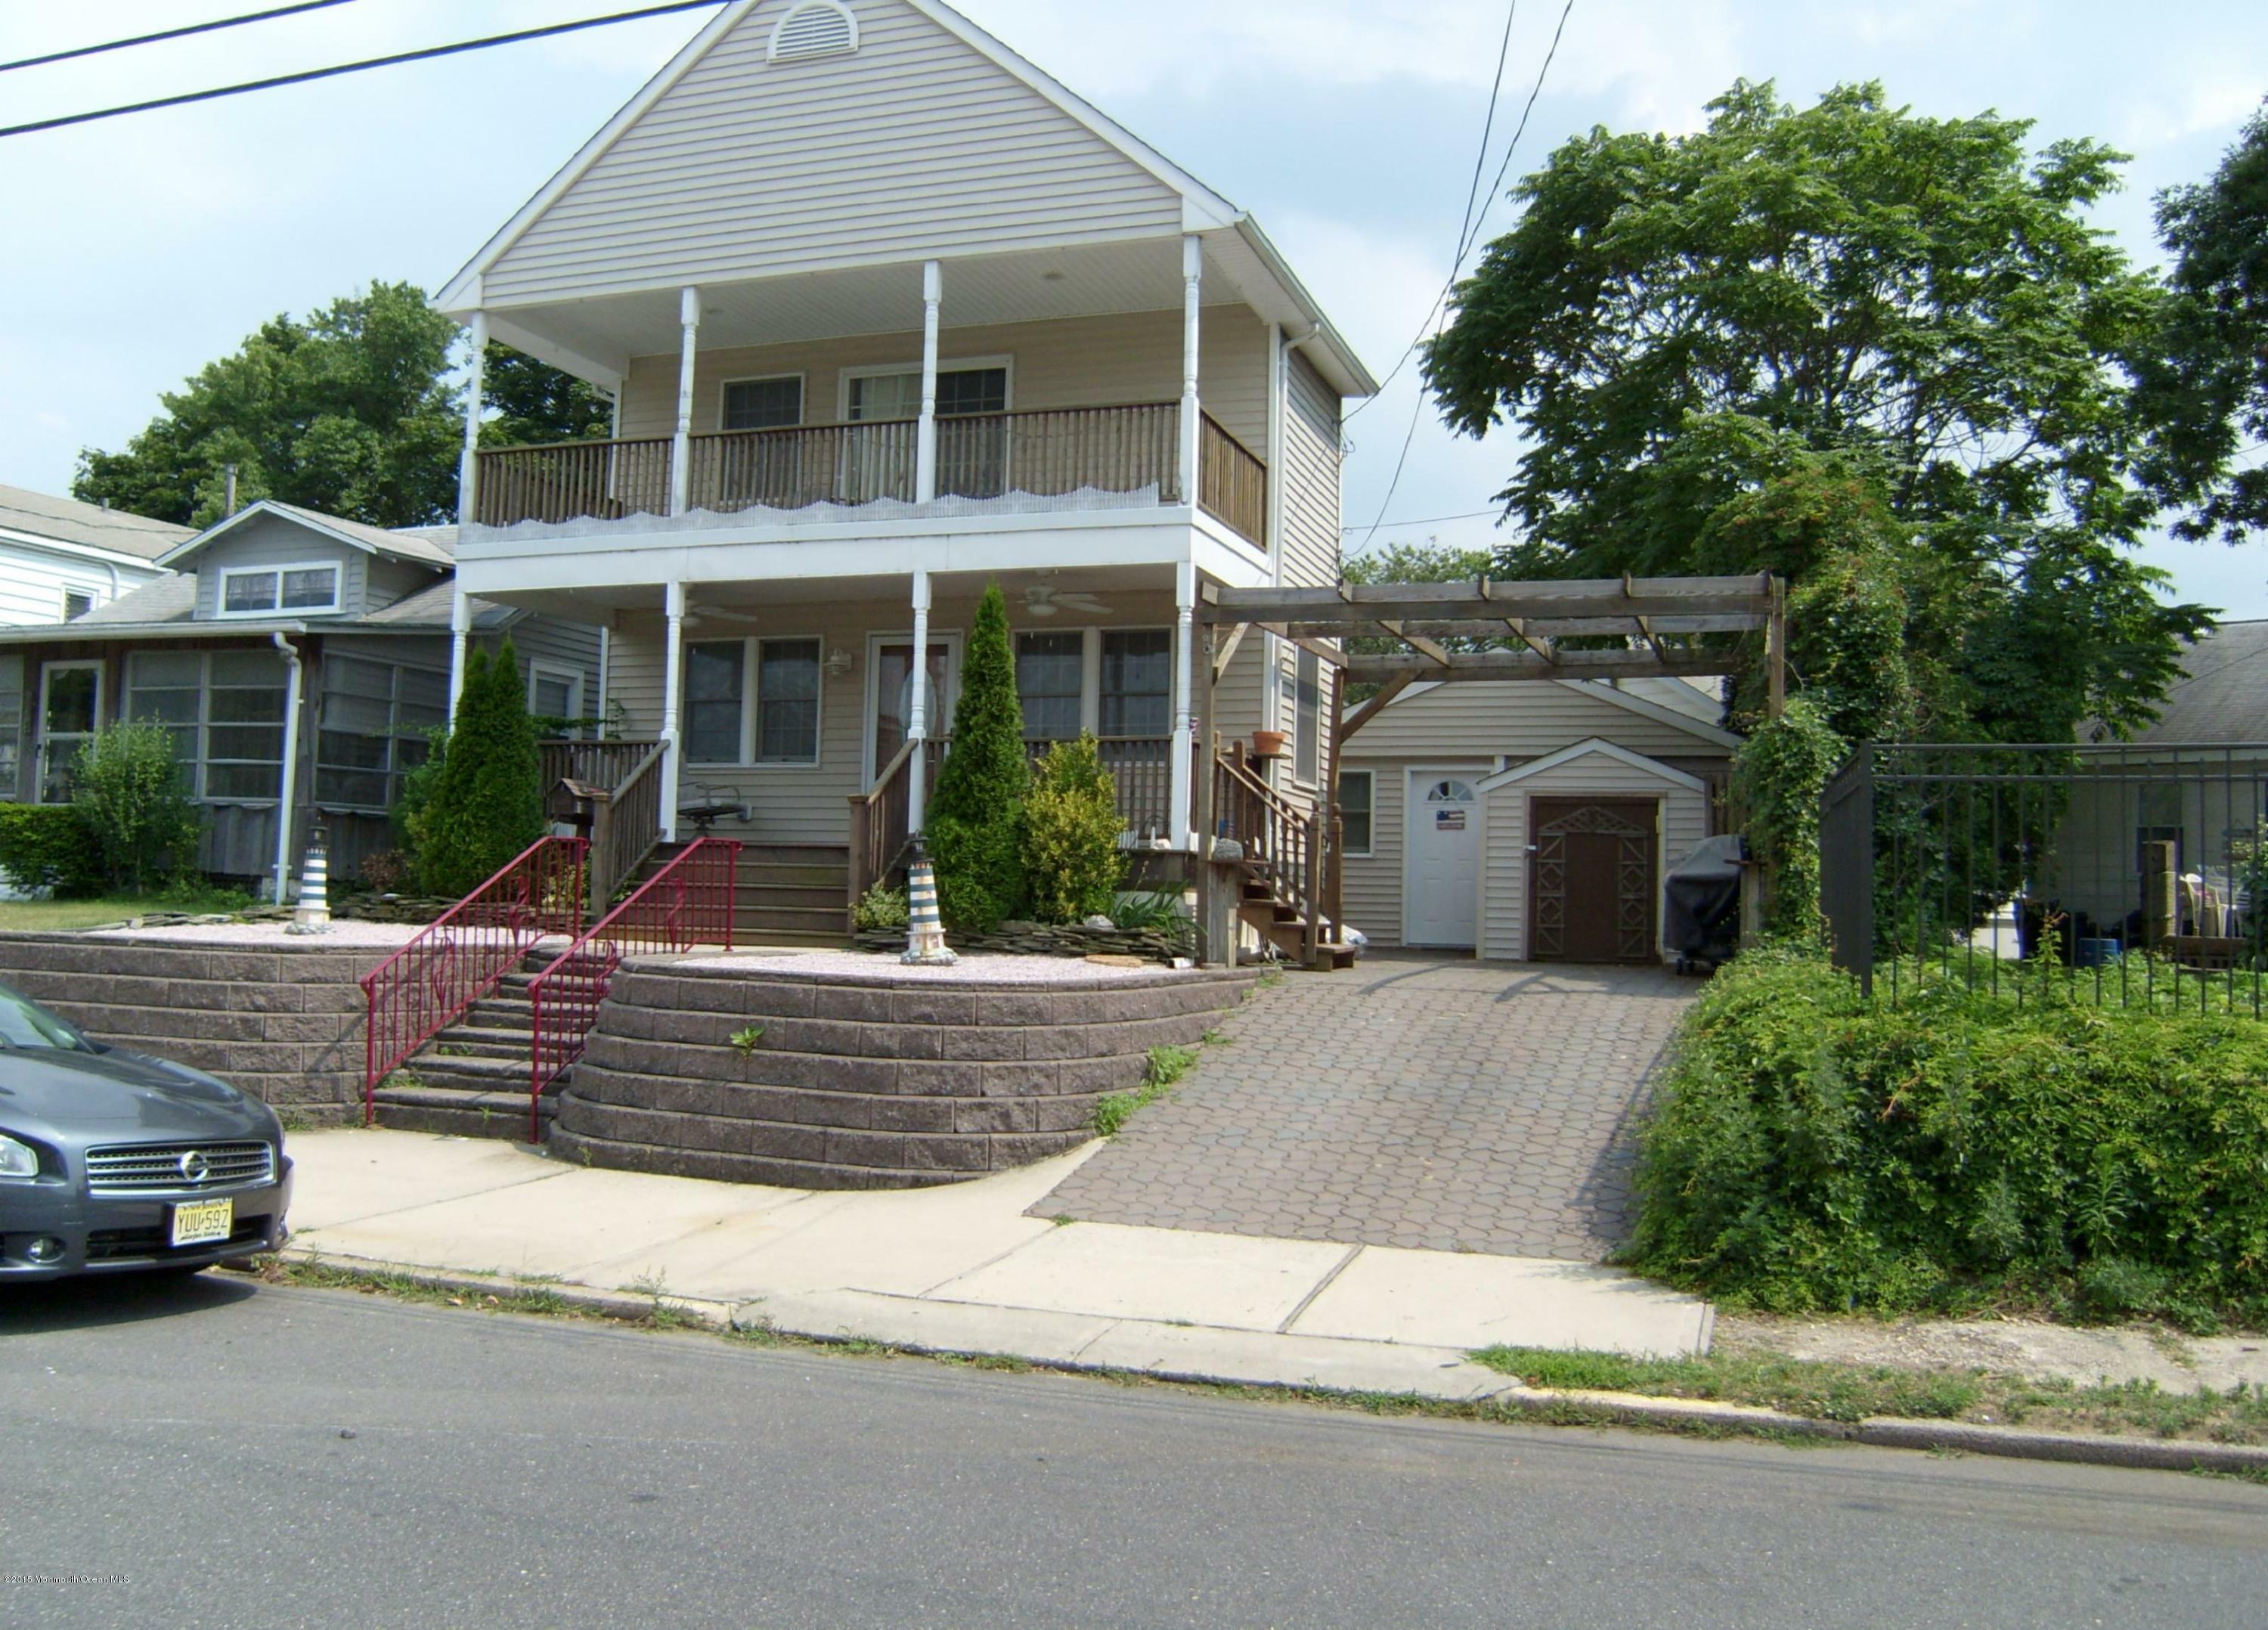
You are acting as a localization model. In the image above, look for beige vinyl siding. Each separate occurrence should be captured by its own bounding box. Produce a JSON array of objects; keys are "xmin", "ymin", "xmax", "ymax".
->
[
  {"xmin": 1344, "ymin": 681, "xmax": 1727, "ymax": 763},
  {"xmin": 1480, "ymin": 757, "xmax": 1710, "ymax": 962},
  {"xmin": 617, "ymin": 307, "xmax": 1271, "ymax": 456},
  {"xmin": 485, "ymin": 0, "xmax": 1185, "ymax": 305},
  {"xmin": 1278, "ymin": 349, "xmax": 1341, "ymax": 590},
  {"xmin": 606, "ymin": 584, "xmax": 1185, "ymax": 844},
  {"xmin": 189, "ymin": 514, "xmax": 367, "ymax": 620},
  {"xmin": 500, "ymin": 613, "xmax": 605, "ymax": 701}
]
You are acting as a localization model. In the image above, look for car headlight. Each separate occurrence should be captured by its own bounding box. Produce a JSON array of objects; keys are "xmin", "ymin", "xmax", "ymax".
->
[{"xmin": 0, "ymin": 1134, "xmax": 40, "ymax": 1181}]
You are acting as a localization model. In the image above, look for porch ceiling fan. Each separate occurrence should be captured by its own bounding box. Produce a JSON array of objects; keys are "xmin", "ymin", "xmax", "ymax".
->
[{"xmin": 1024, "ymin": 583, "xmax": 1111, "ymax": 618}]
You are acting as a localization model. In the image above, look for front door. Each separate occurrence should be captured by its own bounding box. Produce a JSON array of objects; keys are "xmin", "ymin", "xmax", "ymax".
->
[
  {"xmin": 1405, "ymin": 774, "xmax": 1481, "ymax": 947},
  {"xmin": 868, "ymin": 638, "xmax": 956, "ymax": 787},
  {"xmin": 37, "ymin": 660, "xmax": 102, "ymax": 802},
  {"xmin": 1529, "ymin": 798, "xmax": 1659, "ymax": 963}
]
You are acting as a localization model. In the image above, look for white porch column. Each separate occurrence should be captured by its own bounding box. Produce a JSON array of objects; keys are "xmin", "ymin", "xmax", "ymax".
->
[
  {"xmin": 447, "ymin": 587, "xmax": 472, "ymax": 720},
  {"xmin": 906, "ymin": 569, "xmax": 932, "ymax": 834},
  {"xmin": 1178, "ymin": 234, "xmax": 1203, "ymax": 506},
  {"xmin": 916, "ymin": 260, "xmax": 942, "ymax": 504},
  {"xmin": 661, "ymin": 580, "xmax": 686, "ymax": 841},
  {"xmin": 1170, "ymin": 559, "xmax": 1197, "ymax": 851},
  {"xmin": 456, "ymin": 310, "xmax": 488, "ymax": 527},
  {"xmin": 669, "ymin": 287, "xmax": 702, "ymax": 516}
]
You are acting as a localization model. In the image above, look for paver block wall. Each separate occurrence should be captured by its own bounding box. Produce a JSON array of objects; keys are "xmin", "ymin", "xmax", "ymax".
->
[
  {"xmin": 553, "ymin": 961, "xmax": 1259, "ymax": 1188},
  {"xmin": 0, "ymin": 934, "xmax": 386, "ymax": 1122}
]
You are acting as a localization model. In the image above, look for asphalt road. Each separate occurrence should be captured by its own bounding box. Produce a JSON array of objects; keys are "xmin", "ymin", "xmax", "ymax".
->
[{"xmin": 3, "ymin": 1275, "xmax": 2266, "ymax": 1629}]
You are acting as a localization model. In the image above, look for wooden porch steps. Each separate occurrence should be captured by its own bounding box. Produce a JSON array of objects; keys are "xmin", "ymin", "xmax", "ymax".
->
[
  {"xmin": 637, "ymin": 841, "xmax": 852, "ymax": 947},
  {"xmin": 1235, "ymin": 874, "xmax": 1359, "ymax": 971}
]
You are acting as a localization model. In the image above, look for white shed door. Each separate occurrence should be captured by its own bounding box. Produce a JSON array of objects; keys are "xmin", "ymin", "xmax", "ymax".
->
[{"xmin": 1405, "ymin": 776, "xmax": 1481, "ymax": 947}]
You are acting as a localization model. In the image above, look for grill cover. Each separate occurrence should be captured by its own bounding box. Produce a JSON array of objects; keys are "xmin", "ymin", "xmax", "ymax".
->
[{"xmin": 1664, "ymin": 835, "xmax": 1747, "ymax": 958}]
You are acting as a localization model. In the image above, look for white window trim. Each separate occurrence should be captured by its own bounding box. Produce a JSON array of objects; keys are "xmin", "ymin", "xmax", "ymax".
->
[
  {"xmin": 838, "ymin": 355, "xmax": 1015, "ymax": 422},
  {"xmin": 215, "ymin": 559, "xmax": 342, "ymax": 618},
  {"xmin": 716, "ymin": 371, "xmax": 807, "ymax": 433},
  {"xmin": 526, "ymin": 661, "xmax": 585, "ymax": 722},
  {"xmin": 1337, "ymin": 768, "xmax": 1375, "ymax": 858},
  {"xmin": 862, "ymin": 629, "xmax": 962, "ymax": 786},
  {"xmin": 683, "ymin": 634, "xmax": 826, "ymax": 769}
]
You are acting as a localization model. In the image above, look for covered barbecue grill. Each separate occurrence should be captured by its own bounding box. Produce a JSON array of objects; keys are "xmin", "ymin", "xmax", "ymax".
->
[{"xmin": 1664, "ymin": 834, "xmax": 1747, "ymax": 974}]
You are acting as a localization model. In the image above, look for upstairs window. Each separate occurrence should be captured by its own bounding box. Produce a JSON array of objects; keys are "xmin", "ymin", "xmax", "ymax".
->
[
  {"xmin": 723, "ymin": 376, "xmax": 804, "ymax": 431},
  {"xmin": 769, "ymin": 1, "xmax": 858, "ymax": 63},
  {"xmin": 218, "ymin": 562, "xmax": 340, "ymax": 617}
]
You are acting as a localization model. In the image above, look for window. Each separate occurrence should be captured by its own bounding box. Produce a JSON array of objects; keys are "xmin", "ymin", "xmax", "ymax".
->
[
  {"xmin": 1017, "ymin": 631, "xmax": 1083, "ymax": 741},
  {"xmin": 722, "ymin": 376, "xmax": 804, "ymax": 431},
  {"xmin": 685, "ymin": 640, "xmax": 745, "ymax": 764},
  {"xmin": 769, "ymin": 0, "xmax": 857, "ymax": 61},
  {"xmin": 1293, "ymin": 646, "xmax": 1321, "ymax": 784},
  {"xmin": 755, "ymin": 639, "xmax": 821, "ymax": 764},
  {"xmin": 315, "ymin": 656, "xmax": 447, "ymax": 810},
  {"xmin": 1100, "ymin": 629, "xmax": 1170, "ymax": 737},
  {"xmin": 0, "ymin": 652, "xmax": 20, "ymax": 794},
  {"xmin": 124, "ymin": 649, "xmax": 289, "ymax": 802},
  {"xmin": 39, "ymin": 660, "xmax": 101, "ymax": 802},
  {"xmin": 1337, "ymin": 770, "xmax": 1374, "ymax": 857},
  {"xmin": 61, "ymin": 588, "xmax": 93, "ymax": 621},
  {"xmin": 686, "ymin": 638, "xmax": 822, "ymax": 765},
  {"xmin": 845, "ymin": 364, "xmax": 1009, "ymax": 422},
  {"xmin": 528, "ymin": 663, "xmax": 584, "ymax": 727},
  {"xmin": 217, "ymin": 562, "xmax": 340, "ymax": 617}
]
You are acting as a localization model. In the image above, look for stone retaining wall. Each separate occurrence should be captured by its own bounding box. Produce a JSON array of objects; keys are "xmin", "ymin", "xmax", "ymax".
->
[
  {"xmin": 0, "ymin": 933, "xmax": 386, "ymax": 1122},
  {"xmin": 552, "ymin": 960, "xmax": 1257, "ymax": 1188}
]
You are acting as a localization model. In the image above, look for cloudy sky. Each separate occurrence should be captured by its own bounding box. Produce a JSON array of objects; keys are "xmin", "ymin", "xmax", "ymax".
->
[{"xmin": 2, "ymin": 1, "xmax": 2263, "ymax": 611}]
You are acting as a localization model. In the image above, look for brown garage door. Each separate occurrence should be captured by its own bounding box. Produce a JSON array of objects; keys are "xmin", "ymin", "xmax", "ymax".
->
[{"xmin": 1529, "ymin": 798, "xmax": 1659, "ymax": 963}]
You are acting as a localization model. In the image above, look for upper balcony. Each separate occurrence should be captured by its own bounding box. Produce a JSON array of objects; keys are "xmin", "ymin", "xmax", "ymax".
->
[{"xmin": 473, "ymin": 402, "xmax": 1266, "ymax": 547}]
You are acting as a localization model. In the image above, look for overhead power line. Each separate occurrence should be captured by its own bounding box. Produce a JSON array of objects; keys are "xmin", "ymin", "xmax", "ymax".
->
[
  {"xmin": 1340, "ymin": 509, "xmax": 1502, "ymax": 534},
  {"xmin": 0, "ymin": 1, "xmax": 729, "ymax": 139},
  {"xmin": 0, "ymin": 1, "xmax": 360, "ymax": 75}
]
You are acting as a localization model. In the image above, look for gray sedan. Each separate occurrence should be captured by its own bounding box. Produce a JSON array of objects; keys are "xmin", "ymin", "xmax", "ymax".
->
[{"xmin": 0, "ymin": 981, "xmax": 291, "ymax": 1281}]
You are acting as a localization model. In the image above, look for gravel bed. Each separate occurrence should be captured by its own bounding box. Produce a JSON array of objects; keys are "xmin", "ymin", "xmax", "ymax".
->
[
  {"xmin": 671, "ymin": 948, "xmax": 1188, "ymax": 984},
  {"xmin": 82, "ymin": 919, "xmax": 438, "ymax": 948}
]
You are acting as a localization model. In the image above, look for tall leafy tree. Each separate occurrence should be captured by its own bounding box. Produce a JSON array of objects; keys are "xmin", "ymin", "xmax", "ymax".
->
[
  {"xmin": 926, "ymin": 584, "xmax": 1030, "ymax": 931},
  {"xmin": 408, "ymin": 640, "xmax": 544, "ymax": 897},
  {"xmin": 1421, "ymin": 80, "xmax": 2210, "ymax": 742},
  {"xmin": 75, "ymin": 282, "xmax": 611, "ymax": 529},
  {"xmin": 2143, "ymin": 99, "xmax": 2268, "ymax": 543}
]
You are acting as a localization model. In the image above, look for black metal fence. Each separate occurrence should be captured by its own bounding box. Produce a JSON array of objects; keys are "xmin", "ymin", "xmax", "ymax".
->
[{"xmin": 1820, "ymin": 742, "xmax": 2268, "ymax": 1015}]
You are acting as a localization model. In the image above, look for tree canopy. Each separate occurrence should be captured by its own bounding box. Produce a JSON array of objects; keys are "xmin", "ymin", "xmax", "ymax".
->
[
  {"xmin": 75, "ymin": 281, "xmax": 612, "ymax": 530},
  {"xmin": 1421, "ymin": 79, "xmax": 2212, "ymax": 743},
  {"xmin": 2143, "ymin": 98, "xmax": 2268, "ymax": 544}
]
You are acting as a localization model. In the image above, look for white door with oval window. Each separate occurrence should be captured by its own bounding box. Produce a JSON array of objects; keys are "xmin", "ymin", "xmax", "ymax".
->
[{"xmin": 1405, "ymin": 774, "xmax": 1481, "ymax": 947}]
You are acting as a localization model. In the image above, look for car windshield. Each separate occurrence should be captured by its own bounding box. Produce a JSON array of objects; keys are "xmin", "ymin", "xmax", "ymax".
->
[{"xmin": 0, "ymin": 984, "xmax": 91, "ymax": 1051}]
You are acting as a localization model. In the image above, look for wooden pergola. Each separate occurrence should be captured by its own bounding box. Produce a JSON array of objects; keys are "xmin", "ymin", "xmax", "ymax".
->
[{"xmin": 1191, "ymin": 572, "xmax": 1784, "ymax": 964}]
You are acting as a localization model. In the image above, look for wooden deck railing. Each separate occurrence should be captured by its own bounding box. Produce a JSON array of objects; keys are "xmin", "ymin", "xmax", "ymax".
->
[
  {"xmin": 539, "ymin": 739, "xmax": 661, "ymax": 794},
  {"xmin": 1198, "ymin": 413, "xmax": 1267, "ymax": 547},
  {"xmin": 846, "ymin": 737, "xmax": 921, "ymax": 912},
  {"xmin": 475, "ymin": 437, "xmax": 671, "ymax": 526},
  {"xmin": 472, "ymin": 404, "xmax": 1237, "ymax": 528}
]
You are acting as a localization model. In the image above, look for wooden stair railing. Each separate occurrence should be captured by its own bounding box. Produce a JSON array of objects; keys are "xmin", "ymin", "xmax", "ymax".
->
[
  {"xmin": 588, "ymin": 742, "xmax": 668, "ymax": 909},
  {"xmin": 1213, "ymin": 745, "xmax": 1349, "ymax": 968},
  {"xmin": 847, "ymin": 736, "xmax": 922, "ymax": 914}
]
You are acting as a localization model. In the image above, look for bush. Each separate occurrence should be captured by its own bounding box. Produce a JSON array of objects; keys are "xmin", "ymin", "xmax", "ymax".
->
[
  {"xmin": 925, "ymin": 584, "xmax": 1029, "ymax": 931},
  {"xmin": 1731, "ymin": 696, "xmax": 1845, "ymax": 937},
  {"xmin": 1021, "ymin": 734, "xmax": 1123, "ymax": 924},
  {"xmin": 410, "ymin": 641, "xmax": 545, "ymax": 897},
  {"xmin": 1624, "ymin": 947, "xmax": 2268, "ymax": 1328},
  {"xmin": 0, "ymin": 803, "xmax": 104, "ymax": 897},
  {"xmin": 73, "ymin": 720, "xmax": 201, "ymax": 893},
  {"xmin": 853, "ymin": 883, "xmax": 909, "ymax": 932}
]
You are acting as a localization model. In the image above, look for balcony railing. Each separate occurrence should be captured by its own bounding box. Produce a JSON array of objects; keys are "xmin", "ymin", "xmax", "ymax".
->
[{"xmin": 474, "ymin": 402, "xmax": 1265, "ymax": 545}]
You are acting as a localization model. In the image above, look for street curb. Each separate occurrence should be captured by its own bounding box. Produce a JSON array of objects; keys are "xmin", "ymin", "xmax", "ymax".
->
[{"xmin": 274, "ymin": 1252, "xmax": 2268, "ymax": 1477}]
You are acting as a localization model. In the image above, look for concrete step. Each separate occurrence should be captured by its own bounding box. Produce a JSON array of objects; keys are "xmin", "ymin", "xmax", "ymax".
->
[
  {"xmin": 422, "ymin": 1024, "xmax": 534, "ymax": 1060},
  {"xmin": 394, "ymin": 1052, "xmax": 528, "ymax": 1091},
  {"xmin": 371, "ymin": 1083, "xmax": 551, "ymax": 1142}
]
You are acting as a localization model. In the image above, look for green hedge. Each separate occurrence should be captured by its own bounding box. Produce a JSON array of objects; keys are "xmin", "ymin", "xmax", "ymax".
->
[
  {"xmin": 0, "ymin": 803, "xmax": 104, "ymax": 897},
  {"xmin": 1625, "ymin": 947, "xmax": 2268, "ymax": 1328}
]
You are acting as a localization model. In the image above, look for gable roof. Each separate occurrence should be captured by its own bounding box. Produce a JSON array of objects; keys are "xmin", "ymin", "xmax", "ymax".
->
[
  {"xmin": 1477, "ymin": 738, "xmax": 1711, "ymax": 795},
  {"xmin": 2127, "ymin": 620, "xmax": 2268, "ymax": 744},
  {"xmin": 156, "ymin": 500, "xmax": 456, "ymax": 571},
  {"xmin": 435, "ymin": 0, "xmax": 1374, "ymax": 398},
  {"xmin": 1358, "ymin": 674, "xmax": 1742, "ymax": 751},
  {"xmin": 0, "ymin": 484, "xmax": 194, "ymax": 562}
]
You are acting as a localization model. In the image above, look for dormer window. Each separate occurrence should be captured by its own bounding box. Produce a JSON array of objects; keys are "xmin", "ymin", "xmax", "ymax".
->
[
  {"xmin": 218, "ymin": 562, "xmax": 341, "ymax": 617},
  {"xmin": 769, "ymin": 1, "xmax": 857, "ymax": 63}
]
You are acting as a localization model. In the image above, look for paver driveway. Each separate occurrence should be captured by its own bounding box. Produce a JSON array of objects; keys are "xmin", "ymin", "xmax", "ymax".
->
[{"xmin": 1034, "ymin": 955, "xmax": 1699, "ymax": 1260}]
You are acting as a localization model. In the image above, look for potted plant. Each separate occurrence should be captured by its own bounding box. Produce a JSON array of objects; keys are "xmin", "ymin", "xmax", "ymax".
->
[{"xmin": 1250, "ymin": 728, "xmax": 1288, "ymax": 759}]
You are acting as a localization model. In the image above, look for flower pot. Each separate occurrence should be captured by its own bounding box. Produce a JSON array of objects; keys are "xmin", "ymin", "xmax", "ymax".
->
[{"xmin": 1250, "ymin": 730, "xmax": 1288, "ymax": 759}]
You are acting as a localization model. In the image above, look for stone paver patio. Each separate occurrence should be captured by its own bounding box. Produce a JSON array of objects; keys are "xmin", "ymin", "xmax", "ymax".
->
[{"xmin": 1033, "ymin": 955, "xmax": 1699, "ymax": 1260}]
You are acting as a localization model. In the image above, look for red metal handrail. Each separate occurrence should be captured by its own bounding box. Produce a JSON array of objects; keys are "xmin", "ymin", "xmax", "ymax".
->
[
  {"xmin": 361, "ymin": 836, "xmax": 587, "ymax": 1123},
  {"xmin": 525, "ymin": 836, "xmax": 740, "ymax": 1139}
]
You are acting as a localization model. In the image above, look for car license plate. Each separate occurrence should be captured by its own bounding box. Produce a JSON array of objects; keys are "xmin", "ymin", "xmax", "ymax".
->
[{"xmin": 170, "ymin": 1197, "xmax": 234, "ymax": 1247}]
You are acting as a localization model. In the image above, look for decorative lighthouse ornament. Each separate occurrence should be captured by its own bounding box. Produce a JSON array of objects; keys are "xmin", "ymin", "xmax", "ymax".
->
[
  {"xmin": 901, "ymin": 840, "xmax": 957, "ymax": 965},
  {"xmin": 286, "ymin": 822, "xmax": 333, "ymax": 936}
]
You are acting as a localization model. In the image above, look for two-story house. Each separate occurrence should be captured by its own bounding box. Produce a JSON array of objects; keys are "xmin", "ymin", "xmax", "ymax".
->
[
  {"xmin": 0, "ymin": 499, "xmax": 600, "ymax": 898},
  {"xmin": 434, "ymin": 0, "xmax": 1376, "ymax": 944},
  {"xmin": 0, "ymin": 485, "xmax": 184, "ymax": 625}
]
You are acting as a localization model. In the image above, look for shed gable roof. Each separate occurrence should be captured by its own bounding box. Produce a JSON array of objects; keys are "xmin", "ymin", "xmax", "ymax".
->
[
  {"xmin": 1478, "ymin": 739, "xmax": 1710, "ymax": 795},
  {"xmin": 449, "ymin": 0, "xmax": 1208, "ymax": 311}
]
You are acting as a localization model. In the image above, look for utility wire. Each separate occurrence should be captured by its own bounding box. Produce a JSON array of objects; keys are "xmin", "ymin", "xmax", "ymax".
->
[
  {"xmin": 0, "ymin": 1, "xmax": 359, "ymax": 74},
  {"xmin": 1346, "ymin": 0, "xmax": 1577, "ymax": 561},
  {"xmin": 1340, "ymin": 509, "xmax": 1501, "ymax": 533},
  {"xmin": 0, "ymin": 0, "xmax": 729, "ymax": 138}
]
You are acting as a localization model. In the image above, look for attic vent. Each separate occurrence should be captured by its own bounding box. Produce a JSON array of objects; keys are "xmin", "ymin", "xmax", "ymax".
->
[{"xmin": 769, "ymin": 1, "xmax": 857, "ymax": 62}]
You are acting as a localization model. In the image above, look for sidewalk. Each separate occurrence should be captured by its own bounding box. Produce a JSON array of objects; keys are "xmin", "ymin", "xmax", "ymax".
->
[{"xmin": 281, "ymin": 1128, "xmax": 1712, "ymax": 1399}]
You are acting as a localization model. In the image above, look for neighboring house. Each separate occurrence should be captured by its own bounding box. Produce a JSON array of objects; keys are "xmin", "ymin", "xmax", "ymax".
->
[
  {"xmin": 1335, "ymin": 677, "xmax": 1740, "ymax": 962},
  {"xmin": 430, "ymin": 0, "xmax": 1378, "ymax": 941},
  {"xmin": 0, "ymin": 500, "xmax": 601, "ymax": 896},
  {"xmin": 0, "ymin": 484, "xmax": 186, "ymax": 625}
]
